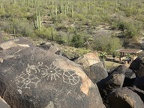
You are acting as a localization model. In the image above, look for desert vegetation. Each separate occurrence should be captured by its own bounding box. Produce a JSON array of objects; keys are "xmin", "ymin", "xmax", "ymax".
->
[{"xmin": 0, "ymin": 0, "xmax": 144, "ymax": 54}]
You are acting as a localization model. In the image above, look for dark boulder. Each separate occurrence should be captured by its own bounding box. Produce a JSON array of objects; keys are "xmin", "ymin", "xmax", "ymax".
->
[
  {"xmin": 129, "ymin": 55, "xmax": 144, "ymax": 77},
  {"xmin": 90, "ymin": 62, "xmax": 108, "ymax": 83},
  {"xmin": 108, "ymin": 87, "xmax": 144, "ymax": 108},
  {"xmin": 97, "ymin": 73, "xmax": 125, "ymax": 103},
  {"xmin": 0, "ymin": 46, "xmax": 105, "ymax": 108},
  {"xmin": 75, "ymin": 52, "xmax": 108, "ymax": 83},
  {"xmin": 110, "ymin": 65, "xmax": 136, "ymax": 87},
  {"xmin": 111, "ymin": 65, "xmax": 136, "ymax": 79},
  {"xmin": 0, "ymin": 97, "xmax": 10, "ymax": 108},
  {"xmin": 133, "ymin": 76, "xmax": 144, "ymax": 91}
]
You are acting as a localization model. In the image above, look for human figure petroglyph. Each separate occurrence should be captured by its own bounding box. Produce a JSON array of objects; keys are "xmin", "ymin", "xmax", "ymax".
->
[{"xmin": 15, "ymin": 72, "xmax": 41, "ymax": 89}]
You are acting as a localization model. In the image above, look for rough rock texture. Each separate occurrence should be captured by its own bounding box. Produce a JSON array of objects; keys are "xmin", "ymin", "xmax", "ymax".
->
[
  {"xmin": 97, "ymin": 73, "xmax": 125, "ymax": 102},
  {"xmin": 75, "ymin": 52, "xmax": 100, "ymax": 68},
  {"xmin": 0, "ymin": 46, "xmax": 105, "ymax": 108},
  {"xmin": 129, "ymin": 86, "xmax": 144, "ymax": 102},
  {"xmin": 111, "ymin": 65, "xmax": 136, "ymax": 78},
  {"xmin": 38, "ymin": 42, "xmax": 60, "ymax": 54},
  {"xmin": 129, "ymin": 55, "xmax": 144, "ymax": 77},
  {"xmin": 110, "ymin": 65, "xmax": 136, "ymax": 87},
  {"xmin": 0, "ymin": 37, "xmax": 34, "ymax": 50},
  {"xmin": 108, "ymin": 87, "xmax": 144, "ymax": 108},
  {"xmin": 75, "ymin": 52, "xmax": 108, "ymax": 83},
  {"xmin": 0, "ymin": 97, "xmax": 10, "ymax": 108},
  {"xmin": 90, "ymin": 62, "xmax": 108, "ymax": 83},
  {"xmin": 0, "ymin": 37, "xmax": 35, "ymax": 63},
  {"xmin": 133, "ymin": 76, "xmax": 144, "ymax": 91}
]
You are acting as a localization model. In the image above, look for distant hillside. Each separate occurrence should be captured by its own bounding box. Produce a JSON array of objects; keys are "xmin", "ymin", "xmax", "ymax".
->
[{"xmin": 0, "ymin": 0, "xmax": 144, "ymax": 54}]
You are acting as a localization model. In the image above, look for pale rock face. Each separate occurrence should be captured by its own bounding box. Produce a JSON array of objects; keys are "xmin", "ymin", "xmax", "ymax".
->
[
  {"xmin": 0, "ymin": 97, "xmax": 11, "ymax": 108},
  {"xmin": 75, "ymin": 52, "xmax": 108, "ymax": 83},
  {"xmin": 75, "ymin": 52, "xmax": 100, "ymax": 68}
]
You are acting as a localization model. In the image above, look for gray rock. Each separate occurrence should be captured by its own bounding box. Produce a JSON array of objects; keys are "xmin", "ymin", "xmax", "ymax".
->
[
  {"xmin": 108, "ymin": 87, "xmax": 144, "ymax": 108},
  {"xmin": 129, "ymin": 86, "xmax": 144, "ymax": 102},
  {"xmin": 111, "ymin": 65, "xmax": 136, "ymax": 79},
  {"xmin": 90, "ymin": 62, "xmax": 108, "ymax": 83},
  {"xmin": 111, "ymin": 65, "xmax": 136, "ymax": 87},
  {"xmin": 38, "ymin": 42, "xmax": 60, "ymax": 54},
  {"xmin": 97, "ymin": 73, "xmax": 125, "ymax": 102},
  {"xmin": 0, "ymin": 37, "xmax": 34, "ymax": 50},
  {"xmin": 0, "ymin": 46, "xmax": 105, "ymax": 108}
]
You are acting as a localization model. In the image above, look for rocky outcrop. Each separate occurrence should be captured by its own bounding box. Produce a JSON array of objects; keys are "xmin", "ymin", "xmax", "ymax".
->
[
  {"xmin": 108, "ymin": 87, "xmax": 144, "ymax": 108},
  {"xmin": 110, "ymin": 65, "xmax": 136, "ymax": 87},
  {"xmin": 75, "ymin": 52, "xmax": 108, "ymax": 83},
  {"xmin": 0, "ymin": 40, "xmax": 105, "ymax": 108},
  {"xmin": 97, "ymin": 73, "xmax": 125, "ymax": 103}
]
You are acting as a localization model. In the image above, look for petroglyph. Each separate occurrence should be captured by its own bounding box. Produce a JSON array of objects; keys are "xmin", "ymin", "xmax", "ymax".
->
[
  {"xmin": 41, "ymin": 63, "xmax": 63, "ymax": 81},
  {"xmin": 15, "ymin": 71, "xmax": 41, "ymax": 89},
  {"xmin": 63, "ymin": 70, "xmax": 80, "ymax": 85},
  {"xmin": 15, "ymin": 62, "xmax": 80, "ymax": 90}
]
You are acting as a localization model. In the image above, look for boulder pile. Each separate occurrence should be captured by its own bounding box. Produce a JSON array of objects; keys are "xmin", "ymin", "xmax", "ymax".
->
[{"xmin": 0, "ymin": 37, "xmax": 144, "ymax": 108}]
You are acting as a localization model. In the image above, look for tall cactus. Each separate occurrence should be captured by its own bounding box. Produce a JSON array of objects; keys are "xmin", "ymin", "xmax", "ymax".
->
[{"xmin": 36, "ymin": 12, "xmax": 42, "ymax": 32}]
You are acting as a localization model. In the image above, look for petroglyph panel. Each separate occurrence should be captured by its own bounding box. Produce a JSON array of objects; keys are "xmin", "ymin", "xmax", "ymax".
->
[{"xmin": 15, "ymin": 62, "xmax": 80, "ymax": 90}]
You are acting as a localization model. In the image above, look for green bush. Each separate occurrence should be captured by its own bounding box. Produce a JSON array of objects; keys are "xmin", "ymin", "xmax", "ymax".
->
[{"xmin": 93, "ymin": 36, "xmax": 122, "ymax": 54}]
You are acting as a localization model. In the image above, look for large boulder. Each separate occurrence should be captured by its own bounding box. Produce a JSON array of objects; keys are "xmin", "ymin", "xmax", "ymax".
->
[
  {"xmin": 108, "ymin": 87, "xmax": 144, "ymax": 108},
  {"xmin": 129, "ymin": 55, "xmax": 144, "ymax": 77},
  {"xmin": 75, "ymin": 52, "xmax": 108, "ymax": 83},
  {"xmin": 0, "ymin": 97, "xmax": 10, "ymax": 108},
  {"xmin": 0, "ymin": 46, "xmax": 105, "ymax": 108}
]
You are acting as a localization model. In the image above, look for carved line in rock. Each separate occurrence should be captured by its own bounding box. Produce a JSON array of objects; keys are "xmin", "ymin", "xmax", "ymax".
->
[
  {"xmin": 15, "ymin": 62, "xmax": 80, "ymax": 90},
  {"xmin": 63, "ymin": 70, "xmax": 80, "ymax": 85}
]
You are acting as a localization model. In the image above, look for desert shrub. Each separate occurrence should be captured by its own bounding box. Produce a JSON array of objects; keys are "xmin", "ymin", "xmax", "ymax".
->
[
  {"xmin": 37, "ymin": 27, "xmax": 58, "ymax": 41},
  {"xmin": 71, "ymin": 34, "xmax": 84, "ymax": 48},
  {"xmin": 93, "ymin": 36, "xmax": 122, "ymax": 54},
  {"xmin": 0, "ymin": 18, "xmax": 34, "ymax": 37}
]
